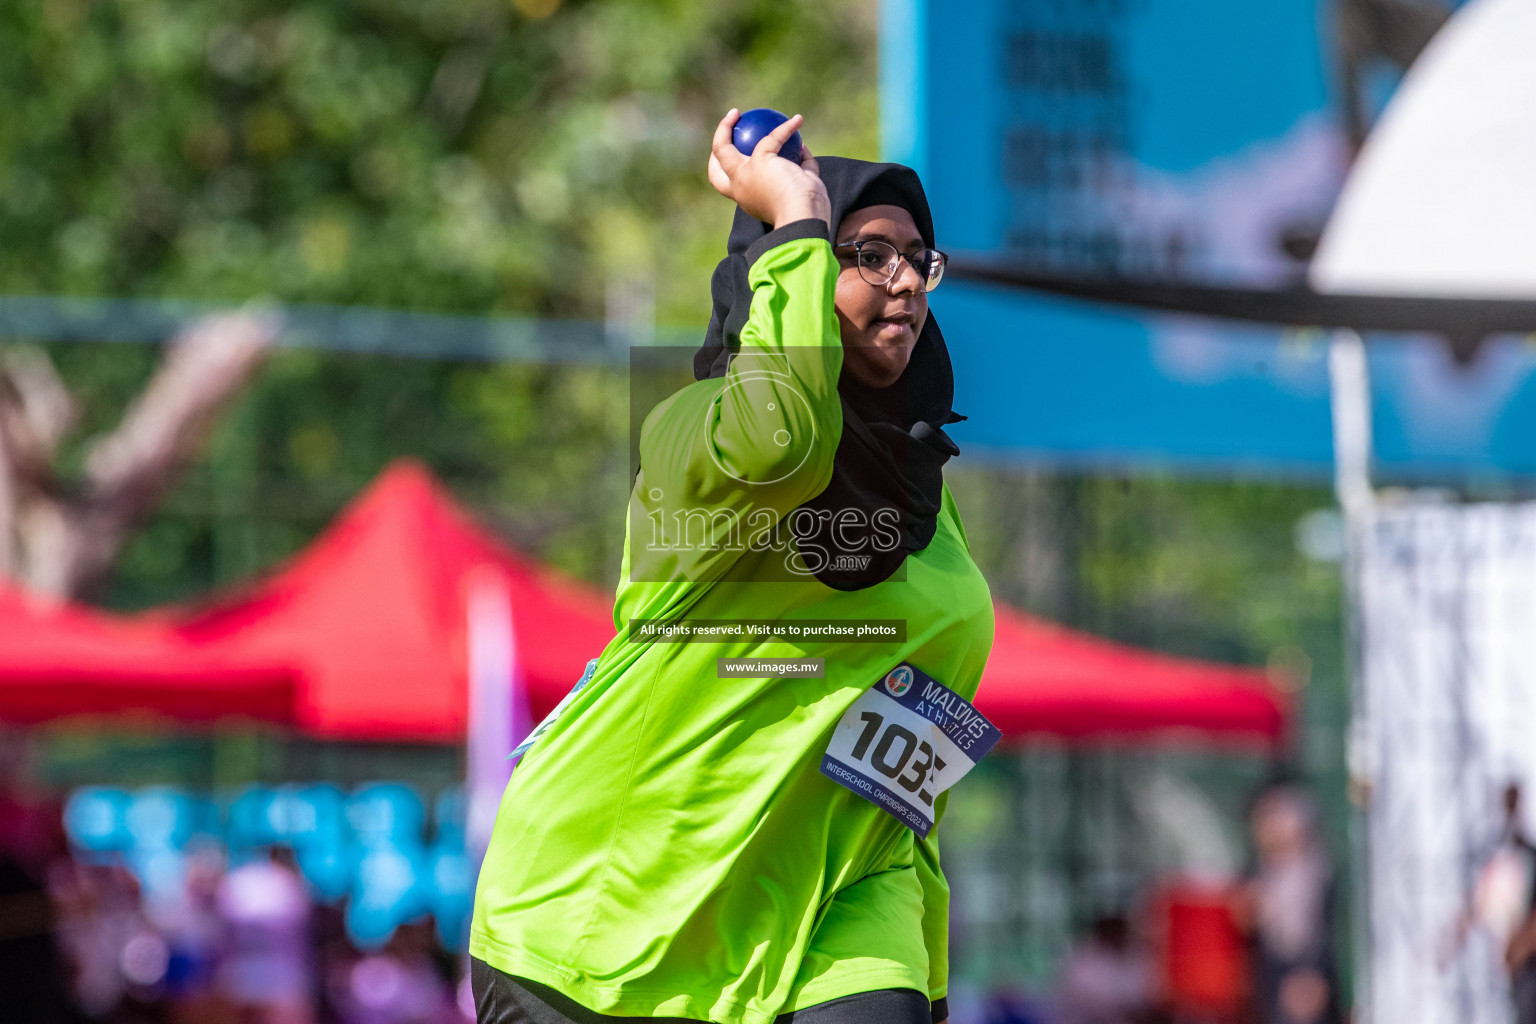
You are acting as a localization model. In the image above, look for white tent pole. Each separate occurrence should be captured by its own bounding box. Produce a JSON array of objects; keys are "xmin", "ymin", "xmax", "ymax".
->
[
  {"xmin": 466, "ymin": 570, "xmax": 517, "ymax": 860},
  {"xmin": 1329, "ymin": 329, "xmax": 1374, "ymax": 521},
  {"xmin": 1329, "ymin": 327, "xmax": 1376, "ymax": 1024}
]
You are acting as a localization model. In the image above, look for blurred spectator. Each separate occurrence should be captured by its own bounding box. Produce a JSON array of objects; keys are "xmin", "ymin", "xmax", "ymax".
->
[
  {"xmin": 0, "ymin": 739, "xmax": 79, "ymax": 1023},
  {"xmin": 39, "ymin": 778, "xmax": 482, "ymax": 1021},
  {"xmin": 328, "ymin": 919, "xmax": 460, "ymax": 1024},
  {"xmin": 157, "ymin": 840, "xmax": 230, "ymax": 1024},
  {"xmin": 1445, "ymin": 782, "xmax": 1536, "ymax": 1024},
  {"xmin": 1234, "ymin": 784, "xmax": 1340, "ymax": 1024},
  {"xmin": 983, "ymin": 984, "xmax": 1052, "ymax": 1024},
  {"xmin": 217, "ymin": 845, "xmax": 316, "ymax": 1024},
  {"xmin": 52, "ymin": 859, "xmax": 146, "ymax": 1019},
  {"xmin": 941, "ymin": 980, "xmax": 984, "ymax": 1024},
  {"xmin": 1152, "ymin": 881, "xmax": 1248, "ymax": 1020},
  {"xmin": 1057, "ymin": 915, "xmax": 1158, "ymax": 1024}
]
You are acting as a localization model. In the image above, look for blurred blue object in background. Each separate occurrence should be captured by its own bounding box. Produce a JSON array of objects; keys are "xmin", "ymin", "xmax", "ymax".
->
[
  {"xmin": 434, "ymin": 784, "xmax": 466, "ymax": 834},
  {"xmin": 428, "ymin": 784, "xmax": 473, "ymax": 949},
  {"xmin": 268, "ymin": 783, "xmax": 347, "ymax": 846},
  {"xmin": 227, "ymin": 786, "xmax": 280, "ymax": 849},
  {"xmin": 126, "ymin": 786, "xmax": 195, "ymax": 850},
  {"xmin": 128, "ymin": 845, "xmax": 188, "ymax": 911},
  {"xmin": 64, "ymin": 781, "xmax": 472, "ymax": 948},
  {"xmin": 297, "ymin": 840, "xmax": 355, "ymax": 904},
  {"xmin": 429, "ymin": 828, "xmax": 474, "ymax": 951},
  {"xmin": 300, "ymin": 783, "xmax": 348, "ymax": 838},
  {"xmin": 348, "ymin": 782, "xmax": 425, "ymax": 847},
  {"xmin": 348, "ymin": 841, "xmax": 428, "ymax": 949},
  {"xmin": 64, "ymin": 786, "xmax": 132, "ymax": 854}
]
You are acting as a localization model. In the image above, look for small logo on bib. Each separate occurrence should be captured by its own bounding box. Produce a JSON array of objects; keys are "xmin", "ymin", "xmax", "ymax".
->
[{"xmin": 883, "ymin": 665, "xmax": 914, "ymax": 697}]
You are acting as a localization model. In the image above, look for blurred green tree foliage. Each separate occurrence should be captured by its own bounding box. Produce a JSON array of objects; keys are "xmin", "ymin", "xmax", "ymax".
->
[
  {"xmin": 0, "ymin": 0, "xmax": 876, "ymax": 318},
  {"xmin": 0, "ymin": 0, "xmax": 878, "ymax": 599}
]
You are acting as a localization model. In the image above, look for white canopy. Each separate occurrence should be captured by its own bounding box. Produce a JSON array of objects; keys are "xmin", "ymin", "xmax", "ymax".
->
[{"xmin": 1312, "ymin": 0, "xmax": 1536, "ymax": 297}]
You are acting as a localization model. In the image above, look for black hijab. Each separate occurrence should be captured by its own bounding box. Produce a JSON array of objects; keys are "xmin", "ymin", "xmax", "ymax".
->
[{"xmin": 692, "ymin": 156, "xmax": 966, "ymax": 591}]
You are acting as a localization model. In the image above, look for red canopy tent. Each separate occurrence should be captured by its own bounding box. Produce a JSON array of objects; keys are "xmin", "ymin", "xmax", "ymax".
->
[
  {"xmin": 0, "ymin": 461, "xmax": 1287, "ymax": 747},
  {"xmin": 977, "ymin": 603, "xmax": 1288, "ymax": 747},
  {"xmin": 160, "ymin": 459, "xmax": 1285, "ymax": 748},
  {"xmin": 168, "ymin": 461, "xmax": 616, "ymax": 742},
  {"xmin": 0, "ymin": 586, "xmax": 293, "ymax": 724}
]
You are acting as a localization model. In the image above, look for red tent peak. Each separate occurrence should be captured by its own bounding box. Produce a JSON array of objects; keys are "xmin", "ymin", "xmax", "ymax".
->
[
  {"xmin": 160, "ymin": 461, "xmax": 617, "ymax": 741},
  {"xmin": 174, "ymin": 459, "xmax": 551, "ymax": 630}
]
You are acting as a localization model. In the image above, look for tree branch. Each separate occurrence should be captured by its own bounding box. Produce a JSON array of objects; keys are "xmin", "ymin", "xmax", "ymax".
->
[
  {"xmin": 48, "ymin": 307, "xmax": 283, "ymax": 598},
  {"xmin": 0, "ymin": 345, "xmax": 76, "ymax": 490},
  {"xmin": 0, "ymin": 439, "xmax": 13, "ymax": 580},
  {"xmin": 85, "ymin": 308, "xmax": 278, "ymax": 508}
]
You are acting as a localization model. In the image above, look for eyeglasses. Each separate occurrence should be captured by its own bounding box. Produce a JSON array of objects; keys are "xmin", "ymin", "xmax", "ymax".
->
[{"xmin": 832, "ymin": 239, "xmax": 949, "ymax": 292}]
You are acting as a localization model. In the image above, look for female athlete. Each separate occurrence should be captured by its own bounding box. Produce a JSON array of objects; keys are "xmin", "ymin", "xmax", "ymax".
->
[{"xmin": 470, "ymin": 110, "xmax": 996, "ymax": 1024}]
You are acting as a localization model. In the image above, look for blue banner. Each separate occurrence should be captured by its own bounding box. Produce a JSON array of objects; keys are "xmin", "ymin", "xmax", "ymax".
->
[{"xmin": 884, "ymin": 0, "xmax": 1531, "ymax": 480}]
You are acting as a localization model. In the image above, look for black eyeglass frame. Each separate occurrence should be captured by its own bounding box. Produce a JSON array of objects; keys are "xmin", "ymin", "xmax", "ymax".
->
[{"xmin": 831, "ymin": 239, "xmax": 950, "ymax": 292}]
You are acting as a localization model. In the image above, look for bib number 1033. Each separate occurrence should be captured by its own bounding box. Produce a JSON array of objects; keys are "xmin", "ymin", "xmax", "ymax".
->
[
  {"xmin": 850, "ymin": 711, "xmax": 946, "ymax": 807},
  {"xmin": 821, "ymin": 662, "xmax": 1001, "ymax": 838}
]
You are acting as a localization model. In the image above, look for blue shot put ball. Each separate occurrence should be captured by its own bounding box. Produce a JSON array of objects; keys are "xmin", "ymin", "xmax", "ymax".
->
[{"xmin": 732, "ymin": 108, "xmax": 803, "ymax": 164}]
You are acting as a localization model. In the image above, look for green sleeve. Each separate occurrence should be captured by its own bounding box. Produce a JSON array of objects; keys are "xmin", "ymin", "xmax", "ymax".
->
[
  {"xmin": 941, "ymin": 482, "xmax": 970, "ymax": 553},
  {"xmin": 631, "ymin": 236, "xmax": 844, "ymax": 581},
  {"xmin": 916, "ymin": 792, "xmax": 950, "ymax": 1002}
]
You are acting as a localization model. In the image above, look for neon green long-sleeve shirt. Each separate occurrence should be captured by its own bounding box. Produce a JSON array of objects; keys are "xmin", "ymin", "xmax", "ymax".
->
[{"xmin": 470, "ymin": 234, "xmax": 995, "ymax": 1024}]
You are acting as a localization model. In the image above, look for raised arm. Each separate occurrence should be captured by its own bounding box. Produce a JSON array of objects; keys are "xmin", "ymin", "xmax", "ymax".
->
[
  {"xmin": 627, "ymin": 113, "xmax": 844, "ymax": 584},
  {"xmin": 694, "ymin": 107, "xmax": 840, "ymax": 501}
]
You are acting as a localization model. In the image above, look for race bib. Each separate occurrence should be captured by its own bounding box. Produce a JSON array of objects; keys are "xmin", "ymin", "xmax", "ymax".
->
[{"xmin": 820, "ymin": 662, "xmax": 1001, "ymax": 837}]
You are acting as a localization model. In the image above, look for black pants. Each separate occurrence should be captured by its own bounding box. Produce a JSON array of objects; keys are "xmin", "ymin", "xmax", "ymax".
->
[
  {"xmin": 1513, "ymin": 959, "xmax": 1536, "ymax": 1024},
  {"xmin": 471, "ymin": 958, "xmax": 939, "ymax": 1024}
]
